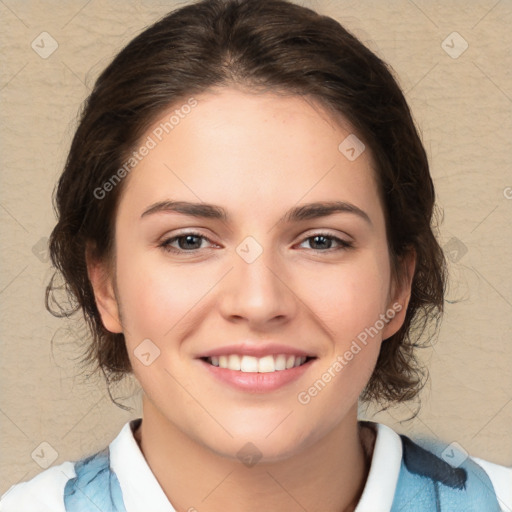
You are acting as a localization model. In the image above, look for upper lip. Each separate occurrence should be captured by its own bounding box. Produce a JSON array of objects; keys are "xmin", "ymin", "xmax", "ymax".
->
[{"xmin": 197, "ymin": 342, "xmax": 316, "ymax": 359}]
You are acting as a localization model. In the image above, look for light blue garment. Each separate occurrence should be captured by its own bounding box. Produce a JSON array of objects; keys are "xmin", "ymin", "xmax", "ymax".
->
[
  {"xmin": 390, "ymin": 434, "xmax": 501, "ymax": 511},
  {"xmin": 63, "ymin": 447, "xmax": 126, "ymax": 512}
]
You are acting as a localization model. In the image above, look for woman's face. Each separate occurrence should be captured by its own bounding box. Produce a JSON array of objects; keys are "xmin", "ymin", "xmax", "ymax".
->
[{"xmin": 92, "ymin": 87, "xmax": 411, "ymax": 461}]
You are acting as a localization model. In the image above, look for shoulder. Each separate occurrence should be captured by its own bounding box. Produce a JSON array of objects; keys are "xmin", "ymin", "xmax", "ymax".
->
[
  {"xmin": 471, "ymin": 456, "xmax": 512, "ymax": 512},
  {"xmin": 0, "ymin": 447, "xmax": 127, "ymax": 512},
  {"xmin": 394, "ymin": 433, "xmax": 511, "ymax": 512},
  {"xmin": 0, "ymin": 420, "xmax": 138, "ymax": 512},
  {"xmin": 0, "ymin": 461, "xmax": 75, "ymax": 512},
  {"xmin": 0, "ymin": 421, "xmax": 138, "ymax": 512},
  {"xmin": 358, "ymin": 421, "xmax": 511, "ymax": 512}
]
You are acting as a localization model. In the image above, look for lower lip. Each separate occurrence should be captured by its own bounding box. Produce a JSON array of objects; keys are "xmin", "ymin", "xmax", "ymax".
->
[{"xmin": 199, "ymin": 358, "xmax": 315, "ymax": 393}]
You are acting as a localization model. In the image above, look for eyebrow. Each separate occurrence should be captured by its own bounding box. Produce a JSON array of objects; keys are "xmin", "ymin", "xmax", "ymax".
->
[{"xmin": 141, "ymin": 200, "xmax": 372, "ymax": 226}]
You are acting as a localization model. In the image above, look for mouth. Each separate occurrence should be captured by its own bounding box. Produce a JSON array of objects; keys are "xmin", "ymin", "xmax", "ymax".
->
[
  {"xmin": 201, "ymin": 354, "xmax": 316, "ymax": 373},
  {"xmin": 198, "ymin": 353, "xmax": 317, "ymax": 393}
]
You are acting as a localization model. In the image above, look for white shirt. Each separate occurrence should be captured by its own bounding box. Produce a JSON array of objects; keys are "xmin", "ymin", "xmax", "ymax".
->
[{"xmin": 1, "ymin": 419, "xmax": 511, "ymax": 512}]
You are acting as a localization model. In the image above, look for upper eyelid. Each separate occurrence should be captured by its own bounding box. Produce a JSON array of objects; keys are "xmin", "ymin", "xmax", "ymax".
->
[{"xmin": 162, "ymin": 228, "xmax": 350, "ymax": 239}]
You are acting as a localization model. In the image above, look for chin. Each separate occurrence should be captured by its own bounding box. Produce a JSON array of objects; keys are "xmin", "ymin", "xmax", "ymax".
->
[
  {"xmin": 202, "ymin": 420, "xmax": 319, "ymax": 465},
  {"xmin": 208, "ymin": 437, "xmax": 308, "ymax": 466}
]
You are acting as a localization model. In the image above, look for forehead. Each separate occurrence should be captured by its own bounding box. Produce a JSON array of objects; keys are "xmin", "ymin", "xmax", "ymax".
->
[{"xmin": 118, "ymin": 87, "xmax": 382, "ymax": 224}]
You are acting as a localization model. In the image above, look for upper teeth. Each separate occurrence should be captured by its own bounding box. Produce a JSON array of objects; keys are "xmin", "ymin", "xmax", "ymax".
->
[{"xmin": 208, "ymin": 354, "xmax": 308, "ymax": 372}]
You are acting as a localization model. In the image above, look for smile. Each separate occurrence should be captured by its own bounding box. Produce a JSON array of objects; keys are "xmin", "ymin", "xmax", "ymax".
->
[
  {"xmin": 203, "ymin": 354, "xmax": 313, "ymax": 373},
  {"xmin": 199, "ymin": 354, "xmax": 316, "ymax": 393}
]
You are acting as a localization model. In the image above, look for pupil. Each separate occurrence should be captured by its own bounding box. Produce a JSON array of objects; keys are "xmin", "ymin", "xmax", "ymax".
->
[
  {"xmin": 313, "ymin": 235, "xmax": 330, "ymax": 249},
  {"xmin": 180, "ymin": 235, "xmax": 200, "ymax": 250}
]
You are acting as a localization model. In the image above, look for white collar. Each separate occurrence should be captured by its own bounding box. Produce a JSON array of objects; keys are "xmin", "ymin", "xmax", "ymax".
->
[
  {"xmin": 354, "ymin": 422, "xmax": 402, "ymax": 512},
  {"xmin": 109, "ymin": 418, "xmax": 174, "ymax": 512},
  {"xmin": 109, "ymin": 418, "xmax": 403, "ymax": 512}
]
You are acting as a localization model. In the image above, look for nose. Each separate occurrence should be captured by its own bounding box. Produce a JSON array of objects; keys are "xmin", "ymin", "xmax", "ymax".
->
[{"xmin": 217, "ymin": 242, "xmax": 298, "ymax": 327}]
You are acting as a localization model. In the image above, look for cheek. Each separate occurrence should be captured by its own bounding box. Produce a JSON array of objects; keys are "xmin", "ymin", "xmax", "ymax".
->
[
  {"xmin": 113, "ymin": 240, "xmax": 208, "ymax": 341},
  {"xmin": 295, "ymin": 254, "xmax": 390, "ymax": 418},
  {"xmin": 305, "ymin": 250, "xmax": 391, "ymax": 344}
]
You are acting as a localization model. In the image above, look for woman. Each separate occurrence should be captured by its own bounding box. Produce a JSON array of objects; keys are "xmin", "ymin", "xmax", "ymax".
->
[{"xmin": 2, "ymin": 0, "xmax": 510, "ymax": 511}]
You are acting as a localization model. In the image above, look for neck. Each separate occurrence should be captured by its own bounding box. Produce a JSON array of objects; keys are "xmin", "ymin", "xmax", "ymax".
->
[{"xmin": 134, "ymin": 397, "xmax": 375, "ymax": 512}]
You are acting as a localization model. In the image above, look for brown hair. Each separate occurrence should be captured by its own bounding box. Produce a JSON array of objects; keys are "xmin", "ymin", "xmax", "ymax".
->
[{"xmin": 47, "ymin": 0, "xmax": 446, "ymax": 411}]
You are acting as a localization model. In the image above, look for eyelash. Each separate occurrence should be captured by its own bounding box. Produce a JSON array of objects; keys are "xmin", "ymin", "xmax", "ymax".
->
[{"xmin": 158, "ymin": 231, "xmax": 353, "ymax": 254}]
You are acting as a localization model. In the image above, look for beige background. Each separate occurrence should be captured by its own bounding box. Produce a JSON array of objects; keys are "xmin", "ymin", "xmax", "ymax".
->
[{"xmin": 1, "ymin": 0, "xmax": 511, "ymax": 494}]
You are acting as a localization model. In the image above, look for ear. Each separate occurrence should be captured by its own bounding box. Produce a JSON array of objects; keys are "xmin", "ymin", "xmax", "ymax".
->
[
  {"xmin": 86, "ymin": 244, "xmax": 123, "ymax": 334},
  {"xmin": 381, "ymin": 248, "xmax": 416, "ymax": 341}
]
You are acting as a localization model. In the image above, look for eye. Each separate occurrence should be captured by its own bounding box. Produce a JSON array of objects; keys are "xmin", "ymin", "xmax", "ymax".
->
[
  {"xmin": 159, "ymin": 231, "xmax": 353, "ymax": 255},
  {"xmin": 159, "ymin": 231, "xmax": 215, "ymax": 253},
  {"xmin": 298, "ymin": 233, "xmax": 353, "ymax": 252}
]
